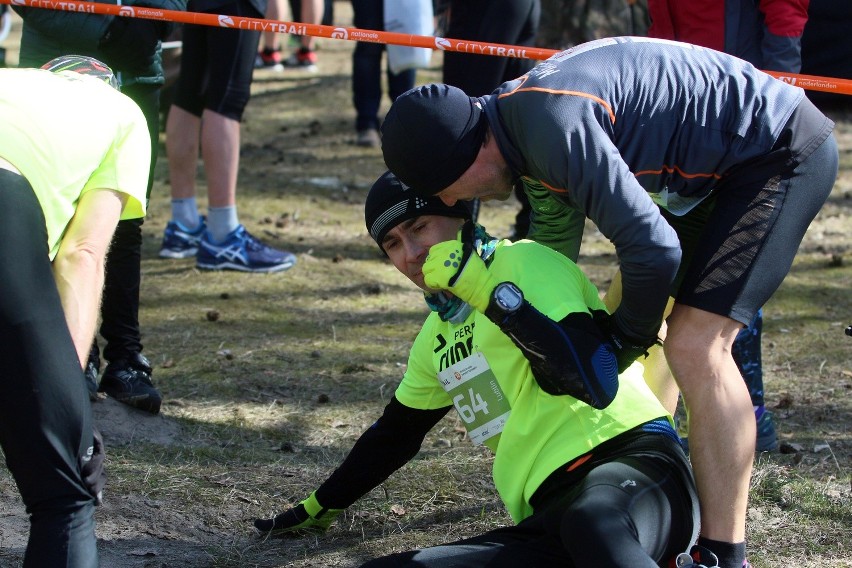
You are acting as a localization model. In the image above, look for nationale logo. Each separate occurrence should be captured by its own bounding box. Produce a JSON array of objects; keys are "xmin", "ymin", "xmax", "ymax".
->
[
  {"xmin": 434, "ymin": 37, "xmax": 452, "ymax": 51},
  {"xmin": 331, "ymin": 27, "xmax": 348, "ymax": 40},
  {"xmin": 777, "ymin": 76, "xmax": 797, "ymax": 86},
  {"xmin": 218, "ymin": 15, "xmax": 234, "ymax": 27},
  {"xmin": 118, "ymin": 6, "xmax": 134, "ymax": 17}
]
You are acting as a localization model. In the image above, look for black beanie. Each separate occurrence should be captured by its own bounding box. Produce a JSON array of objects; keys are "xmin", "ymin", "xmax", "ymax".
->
[
  {"xmin": 365, "ymin": 171, "xmax": 472, "ymax": 250},
  {"xmin": 381, "ymin": 83, "xmax": 488, "ymax": 196}
]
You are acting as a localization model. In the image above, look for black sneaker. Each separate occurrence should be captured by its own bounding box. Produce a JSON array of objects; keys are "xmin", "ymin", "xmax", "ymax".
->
[
  {"xmin": 84, "ymin": 344, "xmax": 101, "ymax": 401},
  {"xmin": 99, "ymin": 353, "xmax": 162, "ymax": 414}
]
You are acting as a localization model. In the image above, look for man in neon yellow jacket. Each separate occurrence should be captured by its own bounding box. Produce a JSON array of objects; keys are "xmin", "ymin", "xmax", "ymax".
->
[
  {"xmin": 0, "ymin": 57, "xmax": 149, "ymax": 567},
  {"xmin": 254, "ymin": 171, "xmax": 702, "ymax": 567}
]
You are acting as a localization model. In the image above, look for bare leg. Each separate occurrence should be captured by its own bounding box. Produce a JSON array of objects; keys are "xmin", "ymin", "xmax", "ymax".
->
[
  {"xmin": 165, "ymin": 106, "xmax": 201, "ymax": 200},
  {"xmin": 665, "ymin": 304, "xmax": 754, "ymax": 542},
  {"xmin": 200, "ymin": 109, "xmax": 240, "ymax": 208},
  {"xmin": 299, "ymin": 0, "xmax": 323, "ymax": 51},
  {"xmin": 261, "ymin": 0, "xmax": 284, "ymax": 52}
]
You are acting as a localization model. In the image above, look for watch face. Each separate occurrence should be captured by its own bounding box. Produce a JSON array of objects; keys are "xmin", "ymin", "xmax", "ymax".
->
[{"xmin": 495, "ymin": 283, "xmax": 523, "ymax": 310}]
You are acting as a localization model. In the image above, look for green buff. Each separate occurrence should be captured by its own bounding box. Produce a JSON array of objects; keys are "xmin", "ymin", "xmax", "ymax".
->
[
  {"xmin": 423, "ymin": 224, "xmax": 498, "ymax": 313},
  {"xmin": 253, "ymin": 491, "xmax": 343, "ymax": 536}
]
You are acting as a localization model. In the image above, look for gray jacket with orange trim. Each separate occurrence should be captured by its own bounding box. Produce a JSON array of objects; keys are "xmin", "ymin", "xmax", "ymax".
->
[{"xmin": 482, "ymin": 36, "xmax": 832, "ymax": 341}]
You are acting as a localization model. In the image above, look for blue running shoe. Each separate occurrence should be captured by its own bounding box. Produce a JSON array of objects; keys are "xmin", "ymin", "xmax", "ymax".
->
[
  {"xmin": 196, "ymin": 225, "xmax": 296, "ymax": 273},
  {"xmin": 160, "ymin": 217, "xmax": 206, "ymax": 259},
  {"xmin": 756, "ymin": 410, "xmax": 779, "ymax": 452}
]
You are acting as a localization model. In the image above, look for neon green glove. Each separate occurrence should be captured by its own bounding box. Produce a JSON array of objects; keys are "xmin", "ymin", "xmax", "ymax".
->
[
  {"xmin": 423, "ymin": 227, "xmax": 498, "ymax": 313},
  {"xmin": 253, "ymin": 491, "xmax": 344, "ymax": 537}
]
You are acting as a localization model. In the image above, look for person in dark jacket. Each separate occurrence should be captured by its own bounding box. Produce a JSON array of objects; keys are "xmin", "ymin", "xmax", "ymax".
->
[
  {"xmin": 380, "ymin": 37, "xmax": 838, "ymax": 568},
  {"xmin": 14, "ymin": 0, "xmax": 187, "ymax": 414}
]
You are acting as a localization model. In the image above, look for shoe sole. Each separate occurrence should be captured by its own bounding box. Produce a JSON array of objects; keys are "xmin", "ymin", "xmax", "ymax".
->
[
  {"xmin": 107, "ymin": 392, "xmax": 162, "ymax": 415},
  {"xmin": 283, "ymin": 65, "xmax": 317, "ymax": 73},
  {"xmin": 196, "ymin": 259, "xmax": 296, "ymax": 273},
  {"xmin": 160, "ymin": 247, "xmax": 199, "ymax": 259}
]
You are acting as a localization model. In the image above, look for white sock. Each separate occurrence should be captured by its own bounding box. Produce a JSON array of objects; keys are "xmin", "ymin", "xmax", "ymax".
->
[
  {"xmin": 207, "ymin": 206, "xmax": 239, "ymax": 243},
  {"xmin": 171, "ymin": 198, "xmax": 200, "ymax": 230}
]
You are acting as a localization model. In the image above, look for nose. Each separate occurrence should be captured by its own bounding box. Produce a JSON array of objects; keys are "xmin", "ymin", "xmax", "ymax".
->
[
  {"xmin": 404, "ymin": 238, "xmax": 428, "ymax": 264},
  {"xmin": 439, "ymin": 194, "xmax": 457, "ymax": 207}
]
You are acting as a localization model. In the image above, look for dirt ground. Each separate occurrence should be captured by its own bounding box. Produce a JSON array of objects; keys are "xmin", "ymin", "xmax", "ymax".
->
[{"xmin": 1, "ymin": 3, "xmax": 850, "ymax": 567}]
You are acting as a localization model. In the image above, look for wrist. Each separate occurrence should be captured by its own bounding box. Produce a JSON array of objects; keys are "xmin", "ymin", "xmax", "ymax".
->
[
  {"xmin": 303, "ymin": 491, "xmax": 324, "ymax": 518},
  {"xmin": 484, "ymin": 282, "xmax": 524, "ymax": 322}
]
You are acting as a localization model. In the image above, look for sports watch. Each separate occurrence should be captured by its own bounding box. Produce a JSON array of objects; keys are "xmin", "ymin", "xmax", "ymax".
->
[{"xmin": 485, "ymin": 282, "xmax": 524, "ymax": 322}]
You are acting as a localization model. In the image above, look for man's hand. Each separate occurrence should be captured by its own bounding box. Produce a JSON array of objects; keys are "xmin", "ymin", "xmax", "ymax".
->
[
  {"xmin": 80, "ymin": 427, "xmax": 106, "ymax": 505},
  {"xmin": 422, "ymin": 223, "xmax": 498, "ymax": 313},
  {"xmin": 253, "ymin": 492, "xmax": 343, "ymax": 537},
  {"xmin": 592, "ymin": 310, "xmax": 659, "ymax": 373}
]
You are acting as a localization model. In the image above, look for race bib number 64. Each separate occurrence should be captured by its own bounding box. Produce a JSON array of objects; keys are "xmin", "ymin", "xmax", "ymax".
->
[{"xmin": 437, "ymin": 352, "xmax": 511, "ymax": 445}]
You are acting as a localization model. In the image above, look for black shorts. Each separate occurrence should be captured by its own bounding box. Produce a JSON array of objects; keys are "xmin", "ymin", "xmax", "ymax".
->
[
  {"xmin": 664, "ymin": 107, "xmax": 837, "ymax": 325},
  {"xmin": 172, "ymin": 0, "xmax": 262, "ymax": 121}
]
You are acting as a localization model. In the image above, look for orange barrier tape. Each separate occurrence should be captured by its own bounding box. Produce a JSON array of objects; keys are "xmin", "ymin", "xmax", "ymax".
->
[{"xmin": 2, "ymin": 0, "xmax": 851, "ymax": 96}]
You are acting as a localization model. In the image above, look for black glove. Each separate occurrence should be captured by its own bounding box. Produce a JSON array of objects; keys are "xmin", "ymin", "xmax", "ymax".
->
[
  {"xmin": 254, "ymin": 491, "xmax": 344, "ymax": 537},
  {"xmin": 98, "ymin": 12, "xmax": 168, "ymax": 72},
  {"xmin": 592, "ymin": 310, "xmax": 659, "ymax": 373},
  {"xmin": 80, "ymin": 427, "xmax": 106, "ymax": 505}
]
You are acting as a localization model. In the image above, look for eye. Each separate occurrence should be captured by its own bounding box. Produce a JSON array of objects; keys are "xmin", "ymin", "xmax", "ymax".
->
[{"xmin": 383, "ymin": 238, "xmax": 399, "ymax": 251}]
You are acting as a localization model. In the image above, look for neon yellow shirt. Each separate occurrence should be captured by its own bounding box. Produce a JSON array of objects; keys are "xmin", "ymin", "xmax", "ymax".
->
[
  {"xmin": 0, "ymin": 68, "xmax": 149, "ymax": 259},
  {"xmin": 395, "ymin": 239, "xmax": 670, "ymax": 522}
]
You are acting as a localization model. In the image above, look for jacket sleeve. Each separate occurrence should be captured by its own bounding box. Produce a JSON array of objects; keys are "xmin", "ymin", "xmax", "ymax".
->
[
  {"xmin": 758, "ymin": 0, "xmax": 809, "ymax": 73},
  {"xmin": 524, "ymin": 178, "xmax": 585, "ymax": 262},
  {"xmin": 314, "ymin": 397, "xmax": 451, "ymax": 509}
]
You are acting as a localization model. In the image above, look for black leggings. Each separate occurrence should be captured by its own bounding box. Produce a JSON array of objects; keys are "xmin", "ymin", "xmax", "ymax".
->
[
  {"xmin": 0, "ymin": 171, "xmax": 98, "ymax": 567},
  {"xmin": 98, "ymin": 83, "xmax": 159, "ymax": 362},
  {"xmin": 174, "ymin": 0, "xmax": 262, "ymax": 120},
  {"xmin": 360, "ymin": 442, "xmax": 696, "ymax": 567}
]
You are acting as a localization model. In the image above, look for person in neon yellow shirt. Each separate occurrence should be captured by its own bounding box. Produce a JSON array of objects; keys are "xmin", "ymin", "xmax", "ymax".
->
[
  {"xmin": 0, "ymin": 56, "xmax": 149, "ymax": 567},
  {"xmin": 254, "ymin": 171, "xmax": 701, "ymax": 567}
]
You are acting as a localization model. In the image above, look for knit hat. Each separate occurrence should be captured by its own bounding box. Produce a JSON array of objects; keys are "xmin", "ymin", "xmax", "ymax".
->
[
  {"xmin": 380, "ymin": 84, "xmax": 488, "ymax": 196},
  {"xmin": 365, "ymin": 170, "xmax": 472, "ymax": 250}
]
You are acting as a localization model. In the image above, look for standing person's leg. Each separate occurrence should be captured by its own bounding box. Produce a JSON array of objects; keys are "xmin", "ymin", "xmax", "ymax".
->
[
  {"xmin": 352, "ymin": 0, "xmax": 384, "ymax": 146},
  {"xmin": 162, "ymin": 19, "xmax": 207, "ymax": 259},
  {"xmin": 96, "ymin": 83, "xmax": 163, "ymax": 414},
  {"xmin": 198, "ymin": 17, "xmax": 258, "ymax": 236},
  {"xmin": 256, "ymin": 0, "xmax": 286, "ymax": 69},
  {"xmin": 665, "ymin": 308, "xmax": 753, "ymax": 543},
  {"xmin": 0, "ymin": 172, "xmax": 98, "ymax": 568},
  {"xmin": 284, "ymin": 0, "xmax": 322, "ymax": 70},
  {"xmin": 664, "ymin": 132, "xmax": 838, "ymax": 567},
  {"xmin": 202, "ymin": 110, "xmax": 240, "ymax": 214},
  {"xmin": 194, "ymin": 12, "xmax": 297, "ymax": 273},
  {"xmin": 732, "ymin": 309, "xmax": 778, "ymax": 451}
]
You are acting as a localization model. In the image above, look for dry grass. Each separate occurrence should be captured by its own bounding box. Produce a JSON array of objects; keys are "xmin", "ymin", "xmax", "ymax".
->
[{"xmin": 0, "ymin": 4, "xmax": 850, "ymax": 566}]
